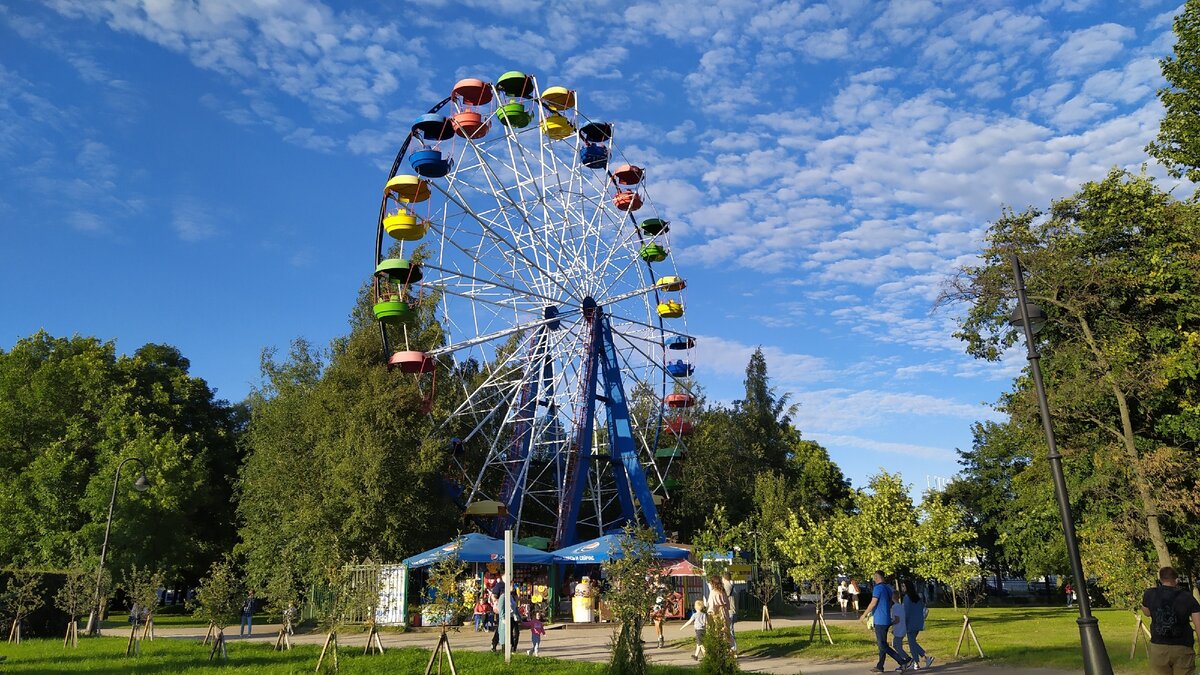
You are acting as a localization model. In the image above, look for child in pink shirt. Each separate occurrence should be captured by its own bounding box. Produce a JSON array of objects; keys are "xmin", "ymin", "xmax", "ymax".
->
[{"xmin": 523, "ymin": 612, "xmax": 547, "ymax": 655}]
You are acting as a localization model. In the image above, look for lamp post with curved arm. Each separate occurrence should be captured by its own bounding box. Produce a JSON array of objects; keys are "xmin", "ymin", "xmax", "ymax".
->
[
  {"xmin": 1009, "ymin": 253, "xmax": 1112, "ymax": 675},
  {"xmin": 85, "ymin": 456, "xmax": 151, "ymax": 636}
]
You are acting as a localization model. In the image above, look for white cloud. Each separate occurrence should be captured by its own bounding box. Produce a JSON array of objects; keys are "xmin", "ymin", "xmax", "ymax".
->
[
  {"xmin": 1051, "ymin": 23, "xmax": 1136, "ymax": 75},
  {"xmin": 693, "ymin": 335, "xmax": 834, "ymax": 384},
  {"xmin": 172, "ymin": 202, "xmax": 218, "ymax": 242},
  {"xmin": 808, "ymin": 433, "xmax": 957, "ymax": 460}
]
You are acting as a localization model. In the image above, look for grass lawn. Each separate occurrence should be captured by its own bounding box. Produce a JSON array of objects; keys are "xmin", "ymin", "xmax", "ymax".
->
[
  {"xmin": 98, "ymin": 613, "xmax": 272, "ymax": 629},
  {"xmin": 729, "ymin": 606, "xmax": 1156, "ymax": 672},
  {"xmin": 0, "ymin": 636, "xmax": 696, "ymax": 674}
]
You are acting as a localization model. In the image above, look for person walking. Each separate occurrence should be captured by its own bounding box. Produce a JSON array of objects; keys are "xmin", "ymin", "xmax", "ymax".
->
[
  {"xmin": 889, "ymin": 590, "xmax": 912, "ymax": 666},
  {"xmin": 722, "ymin": 570, "xmax": 739, "ymax": 655},
  {"xmin": 283, "ymin": 601, "xmax": 297, "ymax": 637},
  {"xmin": 1065, "ymin": 582, "xmax": 1074, "ymax": 608},
  {"xmin": 848, "ymin": 578, "xmax": 861, "ymax": 613},
  {"xmin": 902, "ymin": 581, "xmax": 934, "ymax": 670},
  {"xmin": 239, "ymin": 590, "xmax": 256, "ymax": 637},
  {"xmin": 707, "ymin": 575, "xmax": 736, "ymax": 655},
  {"xmin": 1142, "ymin": 566, "xmax": 1200, "ymax": 675},
  {"xmin": 838, "ymin": 580, "xmax": 850, "ymax": 615},
  {"xmin": 680, "ymin": 600, "xmax": 708, "ymax": 661},
  {"xmin": 651, "ymin": 594, "xmax": 667, "ymax": 648},
  {"xmin": 860, "ymin": 571, "xmax": 913, "ymax": 673},
  {"xmin": 524, "ymin": 611, "xmax": 546, "ymax": 656}
]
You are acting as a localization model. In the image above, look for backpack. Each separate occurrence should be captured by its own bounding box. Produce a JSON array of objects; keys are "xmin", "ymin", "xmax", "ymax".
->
[{"xmin": 1151, "ymin": 588, "xmax": 1185, "ymax": 640}]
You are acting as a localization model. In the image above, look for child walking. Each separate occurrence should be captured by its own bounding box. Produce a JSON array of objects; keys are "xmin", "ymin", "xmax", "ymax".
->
[
  {"xmin": 679, "ymin": 600, "xmax": 708, "ymax": 661},
  {"xmin": 524, "ymin": 612, "xmax": 547, "ymax": 655},
  {"xmin": 890, "ymin": 590, "xmax": 912, "ymax": 665}
]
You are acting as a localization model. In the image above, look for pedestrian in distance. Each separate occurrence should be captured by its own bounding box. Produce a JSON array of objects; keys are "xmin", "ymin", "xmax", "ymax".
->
[
  {"xmin": 651, "ymin": 594, "xmax": 667, "ymax": 648},
  {"xmin": 1142, "ymin": 566, "xmax": 1200, "ymax": 675},
  {"xmin": 680, "ymin": 600, "xmax": 708, "ymax": 661},
  {"xmin": 860, "ymin": 571, "xmax": 914, "ymax": 673},
  {"xmin": 838, "ymin": 579, "xmax": 850, "ymax": 615},
  {"xmin": 524, "ymin": 611, "xmax": 546, "ymax": 656},
  {"xmin": 239, "ymin": 590, "xmax": 255, "ymax": 637},
  {"xmin": 283, "ymin": 601, "xmax": 297, "ymax": 636},
  {"xmin": 848, "ymin": 578, "xmax": 861, "ymax": 613},
  {"xmin": 722, "ymin": 570, "xmax": 739, "ymax": 655},
  {"xmin": 1065, "ymin": 582, "xmax": 1074, "ymax": 608},
  {"xmin": 902, "ymin": 580, "xmax": 934, "ymax": 670}
]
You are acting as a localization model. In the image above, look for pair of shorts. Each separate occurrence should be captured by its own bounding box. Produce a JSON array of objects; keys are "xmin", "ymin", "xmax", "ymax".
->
[{"xmin": 1148, "ymin": 642, "xmax": 1196, "ymax": 675}]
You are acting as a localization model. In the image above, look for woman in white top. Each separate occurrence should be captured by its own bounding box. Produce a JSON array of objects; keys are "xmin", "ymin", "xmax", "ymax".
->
[
  {"xmin": 847, "ymin": 579, "xmax": 861, "ymax": 612},
  {"xmin": 838, "ymin": 580, "xmax": 849, "ymax": 615}
]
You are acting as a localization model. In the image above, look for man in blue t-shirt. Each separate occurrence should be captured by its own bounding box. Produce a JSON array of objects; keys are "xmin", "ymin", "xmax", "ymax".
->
[{"xmin": 860, "ymin": 571, "xmax": 913, "ymax": 672}]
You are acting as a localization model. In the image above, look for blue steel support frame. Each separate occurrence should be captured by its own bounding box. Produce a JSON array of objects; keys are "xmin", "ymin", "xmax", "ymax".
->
[
  {"xmin": 558, "ymin": 306, "xmax": 664, "ymax": 546},
  {"xmin": 498, "ymin": 328, "xmax": 551, "ymax": 536}
]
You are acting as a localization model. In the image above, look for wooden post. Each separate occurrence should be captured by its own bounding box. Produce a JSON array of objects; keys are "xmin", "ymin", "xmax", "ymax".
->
[
  {"xmin": 316, "ymin": 631, "xmax": 337, "ymax": 672},
  {"xmin": 125, "ymin": 624, "xmax": 138, "ymax": 656},
  {"xmin": 202, "ymin": 621, "xmax": 215, "ymax": 645},
  {"xmin": 8, "ymin": 619, "xmax": 19, "ymax": 644},
  {"xmin": 209, "ymin": 629, "xmax": 227, "ymax": 661},
  {"xmin": 954, "ymin": 614, "xmax": 984, "ymax": 658},
  {"xmin": 1130, "ymin": 612, "xmax": 1151, "ymax": 659},
  {"xmin": 424, "ymin": 631, "xmax": 458, "ymax": 675},
  {"xmin": 761, "ymin": 604, "xmax": 772, "ymax": 631},
  {"xmin": 141, "ymin": 615, "xmax": 154, "ymax": 641},
  {"xmin": 363, "ymin": 623, "xmax": 385, "ymax": 655}
]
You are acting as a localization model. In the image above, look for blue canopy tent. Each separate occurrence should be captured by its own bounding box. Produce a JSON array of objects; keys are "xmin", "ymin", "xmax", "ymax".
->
[
  {"xmin": 402, "ymin": 532, "xmax": 556, "ymax": 568},
  {"xmin": 551, "ymin": 534, "xmax": 691, "ymax": 564}
]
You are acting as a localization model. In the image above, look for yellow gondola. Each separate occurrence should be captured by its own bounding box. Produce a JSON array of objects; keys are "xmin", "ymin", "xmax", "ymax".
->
[
  {"xmin": 657, "ymin": 300, "xmax": 684, "ymax": 318},
  {"xmin": 542, "ymin": 114, "xmax": 575, "ymax": 140},
  {"xmin": 383, "ymin": 210, "xmax": 428, "ymax": 241},
  {"xmin": 541, "ymin": 86, "xmax": 576, "ymax": 110}
]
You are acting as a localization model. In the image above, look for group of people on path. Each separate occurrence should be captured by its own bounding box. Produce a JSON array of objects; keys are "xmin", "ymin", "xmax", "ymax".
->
[
  {"xmin": 679, "ymin": 571, "xmax": 739, "ymax": 660},
  {"xmin": 858, "ymin": 571, "xmax": 934, "ymax": 673},
  {"xmin": 474, "ymin": 576, "xmax": 546, "ymax": 656}
]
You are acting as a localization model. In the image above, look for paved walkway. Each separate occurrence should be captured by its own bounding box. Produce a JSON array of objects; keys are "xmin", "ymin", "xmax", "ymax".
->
[{"xmin": 143, "ymin": 619, "xmax": 1092, "ymax": 675}]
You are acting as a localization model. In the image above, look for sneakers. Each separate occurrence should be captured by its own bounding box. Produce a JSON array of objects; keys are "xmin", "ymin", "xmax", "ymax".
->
[
  {"xmin": 925, "ymin": 656, "xmax": 934, "ymax": 669},
  {"xmin": 870, "ymin": 668, "xmax": 885, "ymax": 673}
]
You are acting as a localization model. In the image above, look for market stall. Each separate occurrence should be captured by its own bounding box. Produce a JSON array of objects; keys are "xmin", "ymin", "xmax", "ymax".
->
[{"xmin": 550, "ymin": 535, "xmax": 691, "ymax": 622}]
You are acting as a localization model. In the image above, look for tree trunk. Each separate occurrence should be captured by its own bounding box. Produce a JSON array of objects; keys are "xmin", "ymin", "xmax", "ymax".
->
[
  {"xmin": 1076, "ymin": 316, "xmax": 1173, "ymax": 568},
  {"xmin": 1111, "ymin": 381, "xmax": 1173, "ymax": 568}
]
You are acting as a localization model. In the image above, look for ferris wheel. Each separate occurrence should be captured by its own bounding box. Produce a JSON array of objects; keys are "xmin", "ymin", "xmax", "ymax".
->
[{"xmin": 370, "ymin": 71, "xmax": 696, "ymax": 548}]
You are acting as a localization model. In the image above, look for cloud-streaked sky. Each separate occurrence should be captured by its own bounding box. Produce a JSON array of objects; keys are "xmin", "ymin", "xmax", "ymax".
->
[{"xmin": 0, "ymin": 0, "xmax": 1183, "ymax": 490}]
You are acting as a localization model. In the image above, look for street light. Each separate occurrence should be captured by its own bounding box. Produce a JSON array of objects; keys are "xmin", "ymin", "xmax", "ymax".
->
[
  {"xmin": 1008, "ymin": 253, "xmax": 1113, "ymax": 675},
  {"xmin": 85, "ymin": 457, "xmax": 152, "ymax": 636}
]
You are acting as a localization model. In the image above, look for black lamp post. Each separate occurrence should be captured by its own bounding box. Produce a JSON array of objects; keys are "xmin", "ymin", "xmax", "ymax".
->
[
  {"xmin": 1008, "ymin": 253, "xmax": 1113, "ymax": 675},
  {"xmin": 85, "ymin": 457, "xmax": 151, "ymax": 636}
]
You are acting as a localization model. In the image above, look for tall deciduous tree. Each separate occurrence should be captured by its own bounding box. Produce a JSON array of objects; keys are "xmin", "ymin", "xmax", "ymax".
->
[
  {"xmin": 943, "ymin": 170, "xmax": 1200, "ymax": 574},
  {"xmin": 237, "ymin": 283, "xmax": 460, "ymax": 599},
  {"xmin": 0, "ymin": 332, "xmax": 243, "ymax": 581},
  {"xmin": 841, "ymin": 471, "xmax": 919, "ymax": 579}
]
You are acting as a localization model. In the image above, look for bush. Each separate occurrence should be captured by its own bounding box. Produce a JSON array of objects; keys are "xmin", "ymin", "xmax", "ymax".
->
[{"xmin": 698, "ymin": 612, "xmax": 740, "ymax": 674}]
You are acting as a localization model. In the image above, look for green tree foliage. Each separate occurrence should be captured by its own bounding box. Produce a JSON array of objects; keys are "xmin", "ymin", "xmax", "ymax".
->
[
  {"xmin": 667, "ymin": 349, "xmax": 851, "ymax": 542},
  {"xmin": 944, "ymin": 169, "xmax": 1200, "ymax": 598},
  {"xmin": 121, "ymin": 564, "xmax": 165, "ymax": 621},
  {"xmin": 698, "ymin": 611, "xmax": 740, "ymax": 674},
  {"xmin": 1149, "ymin": 0, "xmax": 1200, "ymax": 180},
  {"xmin": 0, "ymin": 332, "xmax": 243, "ymax": 580},
  {"xmin": 422, "ymin": 544, "xmax": 466, "ymax": 631},
  {"xmin": 840, "ymin": 472, "xmax": 919, "ymax": 579},
  {"xmin": 913, "ymin": 493, "xmax": 980, "ymax": 607},
  {"xmin": 776, "ymin": 511, "xmax": 853, "ymax": 608},
  {"xmin": 237, "ymin": 281, "xmax": 461, "ymax": 597},
  {"xmin": 191, "ymin": 556, "xmax": 242, "ymax": 632},
  {"xmin": 600, "ymin": 525, "xmax": 658, "ymax": 675}
]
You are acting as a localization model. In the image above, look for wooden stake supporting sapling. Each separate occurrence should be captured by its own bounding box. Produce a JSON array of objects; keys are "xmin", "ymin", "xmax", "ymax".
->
[
  {"xmin": 55, "ymin": 558, "xmax": 90, "ymax": 649},
  {"xmin": 954, "ymin": 614, "xmax": 985, "ymax": 658},
  {"xmin": 1129, "ymin": 612, "xmax": 1151, "ymax": 659},
  {"xmin": 808, "ymin": 590, "xmax": 834, "ymax": 645},
  {"xmin": 2, "ymin": 571, "xmax": 43, "ymax": 645},
  {"xmin": 189, "ymin": 556, "xmax": 242, "ymax": 663}
]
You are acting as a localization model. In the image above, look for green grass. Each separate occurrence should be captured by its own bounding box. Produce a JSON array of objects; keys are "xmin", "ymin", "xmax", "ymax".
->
[
  {"xmin": 99, "ymin": 613, "xmax": 271, "ymax": 629},
  {"xmin": 727, "ymin": 606, "xmax": 1155, "ymax": 672},
  {"xmin": 0, "ymin": 636, "xmax": 695, "ymax": 674}
]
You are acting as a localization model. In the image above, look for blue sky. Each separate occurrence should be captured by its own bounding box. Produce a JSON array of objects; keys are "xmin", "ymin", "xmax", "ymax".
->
[{"xmin": 0, "ymin": 0, "xmax": 1183, "ymax": 492}]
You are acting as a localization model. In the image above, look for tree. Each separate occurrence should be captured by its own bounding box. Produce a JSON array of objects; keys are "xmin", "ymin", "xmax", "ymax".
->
[
  {"xmin": 191, "ymin": 556, "xmax": 242, "ymax": 661},
  {"xmin": 692, "ymin": 505, "xmax": 750, "ymax": 579},
  {"xmin": 421, "ymin": 543, "xmax": 466, "ymax": 674},
  {"xmin": 238, "ymin": 279, "xmax": 460, "ymax": 598},
  {"xmin": 121, "ymin": 564, "xmax": 164, "ymax": 655},
  {"xmin": 313, "ymin": 553, "xmax": 379, "ymax": 673},
  {"xmin": 1149, "ymin": 0, "xmax": 1200, "ymax": 180},
  {"xmin": 913, "ymin": 494, "xmax": 980, "ymax": 608},
  {"xmin": 840, "ymin": 471, "xmax": 919, "ymax": 580},
  {"xmin": 942, "ymin": 170, "xmax": 1200, "ymax": 575},
  {"xmin": 600, "ymin": 525, "xmax": 658, "ymax": 675},
  {"xmin": 55, "ymin": 556, "xmax": 91, "ymax": 647},
  {"xmin": 776, "ymin": 511, "xmax": 852, "ymax": 643},
  {"xmin": 1, "ymin": 571, "xmax": 43, "ymax": 644},
  {"xmin": 0, "ymin": 332, "xmax": 243, "ymax": 582}
]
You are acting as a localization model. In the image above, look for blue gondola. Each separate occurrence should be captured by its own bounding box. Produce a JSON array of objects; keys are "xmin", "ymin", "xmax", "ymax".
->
[
  {"xmin": 580, "ymin": 143, "xmax": 608, "ymax": 169},
  {"xmin": 410, "ymin": 149, "xmax": 453, "ymax": 178},
  {"xmin": 666, "ymin": 360, "xmax": 694, "ymax": 377}
]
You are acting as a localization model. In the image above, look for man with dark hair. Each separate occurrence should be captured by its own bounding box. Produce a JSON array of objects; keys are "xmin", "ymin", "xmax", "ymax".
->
[
  {"xmin": 1142, "ymin": 567, "xmax": 1200, "ymax": 675},
  {"xmin": 860, "ymin": 570, "xmax": 913, "ymax": 673}
]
